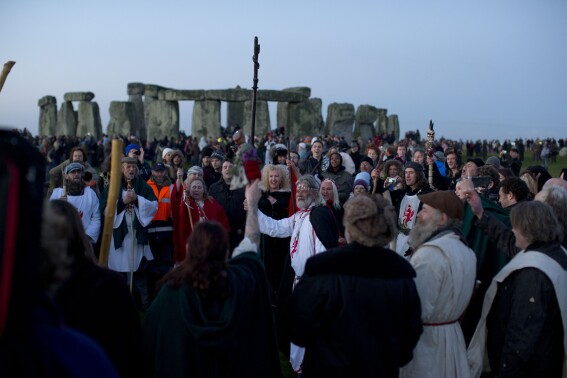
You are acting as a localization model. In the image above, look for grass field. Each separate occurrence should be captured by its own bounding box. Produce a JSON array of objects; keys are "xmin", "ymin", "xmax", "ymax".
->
[{"xmin": 462, "ymin": 152, "xmax": 566, "ymax": 178}]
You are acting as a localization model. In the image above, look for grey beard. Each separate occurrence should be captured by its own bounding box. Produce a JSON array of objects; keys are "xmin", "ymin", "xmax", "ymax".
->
[
  {"xmin": 296, "ymin": 197, "xmax": 314, "ymax": 210},
  {"xmin": 66, "ymin": 180, "xmax": 85, "ymax": 195},
  {"xmin": 408, "ymin": 221, "xmax": 439, "ymax": 249}
]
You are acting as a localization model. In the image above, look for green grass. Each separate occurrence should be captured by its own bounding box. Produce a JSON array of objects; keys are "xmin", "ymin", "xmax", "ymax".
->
[{"xmin": 462, "ymin": 151, "xmax": 566, "ymax": 178}]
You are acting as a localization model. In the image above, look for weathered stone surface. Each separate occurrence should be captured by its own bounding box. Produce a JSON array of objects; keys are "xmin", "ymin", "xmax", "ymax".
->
[
  {"xmin": 144, "ymin": 84, "xmax": 168, "ymax": 98},
  {"xmin": 107, "ymin": 101, "xmax": 135, "ymax": 137},
  {"xmin": 64, "ymin": 92, "xmax": 95, "ymax": 102},
  {"xmin": 256, "ymin": 90, "xmax": 306, "ymax": 103},
  {"xmin": 227, "ymin": 101, "xmax": 245, "ymax": 129},
  {"xmin": 191, "ymin": 100, "xmax": 221, "ymax": 139},
  {"xmin": 38, "ymin": 95, "xmax": 56, "ymax": 107},
  {"xmin": 206, "ymin": 88, "xmax": 251, "ymax": 102},
  {"xmin": 286, "ymin": 98, "xmax": 323, "ymax": 140},
  {"xmin": 127, "ymin": 82, "xmax": 145, "ymax": 96},
  {"xmin": 159, "ymin": 89, "xmax": 206, "ymax": 101},
  {"xmin": 38, "ymin": 97, "xmax": 57, "ymax": 136},
  {"xmin": 276, "ymin": 102, "xmax": 288, "ymax": 132},
  {"xmin": 283, "ymin": 87, "xmax": 311, "ymax": 98},
  {"xmin": 147, "ymin": 100, "xmax": 179, "ymax": 140},
  {"xmin": 56, "ymin": 102, "xmax": 77, "ymax": 136},
  {"xmin": 77, "ymin": 102, "xmax": 102, "ymax": 139},
  {"xmin": 128, "ymin": 93, "xmax": 146, "ymax": 139},
  {"xmin": 326, "ymin": 103, "xmax": 355, "ymax": 141},
  {"xmin": 388, "ymin": 114, "xmax": 400, "ymax": 140},
  {"xmin": 354, "ymin": 105, "xmax": 378, "ymax": 143},
  {"xmin": 376, "ymin": 108, "xmax": 388, "ymax": 135},
  {"xmin": 242, "ymin": 100, "xmax": 270, "ymax": 137}
]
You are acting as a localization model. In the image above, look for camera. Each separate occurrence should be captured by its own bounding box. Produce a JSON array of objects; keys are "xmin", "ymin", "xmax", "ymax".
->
[
  {"xmin": 134, "ymin": 150, "xmax": 141, "ymax": 155},
  {"xmin": 386, "ymin": 177, "xmax": 397, "ymax": 185}
]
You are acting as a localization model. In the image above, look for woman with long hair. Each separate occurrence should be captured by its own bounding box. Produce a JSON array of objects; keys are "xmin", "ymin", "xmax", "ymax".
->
[
  {"xmin": 143, "ymin": 181, "xmax": 281, "ymax": 377},
  {"xmin": 171, "ymin": 176, "xmax": 230, "ymax": 264}
]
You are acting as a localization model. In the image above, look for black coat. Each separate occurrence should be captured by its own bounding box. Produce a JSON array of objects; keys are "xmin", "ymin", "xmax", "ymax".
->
[
  {"xmin": 285, "ymin": 242, "xmax": 423, "ymax": 378},
  {"xmin": 208, "ymin": 179, "xmax": 246, "ymax": 253}
]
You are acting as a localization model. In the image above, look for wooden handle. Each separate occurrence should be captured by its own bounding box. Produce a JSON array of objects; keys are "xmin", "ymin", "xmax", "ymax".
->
[
  {"xmin": 99, "ymin": 139, "xmax": 124, "ymax": 267},
  {"xmin": 0, "ymin": 61, "xmax": 16, "ymax": 94}
]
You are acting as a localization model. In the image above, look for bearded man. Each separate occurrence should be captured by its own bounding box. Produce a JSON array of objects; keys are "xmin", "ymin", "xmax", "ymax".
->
[
  {"xmin": 50, "ymin": 162, "xmax": 101, "ymax": 245},
  {"xmin": 257, "ymin": 174, "xmax": 339, "ymax": 374},
  {"xmin": 400, "ymin": 191, "xmax": 477, "ymax": 378},
  {"xmin": 100, "ymin": 157, "xmax": 158, "ymax": 310}
]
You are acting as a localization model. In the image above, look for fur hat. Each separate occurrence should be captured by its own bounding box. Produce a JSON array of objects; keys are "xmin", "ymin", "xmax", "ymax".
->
[
  {"xmin": 343, "ymin": 194, "xmax": 397, "ymax": 247},
  {"xmin": 418, "ymin": 191, "xmax": 464, "ymax": 220},
  {"xmin": 353, "ymin": 171, "xmax": 371, "ymax": 191},
  {"xmin": 162, "ymin": 148, "xmax": 174, "ymax": 159}
]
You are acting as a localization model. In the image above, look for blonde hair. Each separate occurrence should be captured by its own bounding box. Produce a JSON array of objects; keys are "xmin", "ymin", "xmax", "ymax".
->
[{"xmin": 259, "ymin": 164, "xmax": 291, "ymax": 192}]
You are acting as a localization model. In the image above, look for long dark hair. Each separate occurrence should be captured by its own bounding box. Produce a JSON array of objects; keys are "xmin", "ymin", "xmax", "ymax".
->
[{"xmin": 160, "ymin": 221, "xmax": 229, "ymax": 298}]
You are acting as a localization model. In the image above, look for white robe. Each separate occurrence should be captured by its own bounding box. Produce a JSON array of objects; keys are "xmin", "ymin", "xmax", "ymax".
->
[
  {"xmin": 107, "ymin": 191, "xmax": 158, "ymax": 272},
  {"xmin": 467, "ymin": 247, "xmax": 567, "ymax": 378},
  {"xmin": 395, "ymin": 193, "xmax": 421, "ymax": 256},
  {"xmin": 258, "ymin": 207, "xmax": 327, "ymax": 372},
  {"xmin": 50, "ymin": 186, "xmax": 101, "ymax": 243},
  {"xmin": 400, "ymin": 231, "xmax": 477, "ymax": 378}
]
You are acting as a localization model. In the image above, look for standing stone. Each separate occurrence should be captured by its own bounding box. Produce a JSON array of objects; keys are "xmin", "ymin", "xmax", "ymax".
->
[
  {"xmin": 38, "ymin": 96, "xmax": 57, "ymax": 136},
  {"xmin": 388, "ymin": 114, "xmax": 400, "ymax": 141},
  {"xmin": 277, "ymin": 87, "xmax": 312, "ymax": 132},
  {"xmin": 286, "ymin": 98, "xmax": 323, "ymax": 140},
  {"xmin": 127, "ymin": 82, "xmax": 146, "ymax": 140},
  {"xmin": 227, "ymin": 101, "xmax": 244, "ymax": 130},
  {"xmin": 192, "ymin": 100, "xmax": 221, "ymax": 140},
  {"xmin": 376, "ymin": 108, "xmax": 388, "ymax": 135},
  {"xmin": 146, "ymin": 100, "xmax": 179, "ymax": 140},
  {"xmin": 326, "ymin": 103, "xmax": 355, "ymax": 141},
  {"xmin": 107, "ymin": 101, "xmax": 136, "ymax": 137},
  {"xmin": 242, "ymin": 100, "xmax": 270, "ymax": 138},
  {"xmin": 57, "ymin": 101, "xmax": 77, "ymax": 136},
  {"xmin": 77, "ymin": 102, "xmax": 102, "ymax": 139},
  {"xmin": 354, "ymin": 105, "xmax": 378, "ymax": 144},
  {"xmin": 144, "ymin": 84, "xmax": 167, "ymax": 136}
]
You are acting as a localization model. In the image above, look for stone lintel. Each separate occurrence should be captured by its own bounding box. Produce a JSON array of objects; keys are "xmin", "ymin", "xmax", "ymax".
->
[
  {"xmin": 159, "ymin": 89, "xmax": 206, "ymax": 101},
  {"xmin": 63, "ymin": 92, "xmax": 95, "ymax": 102}
]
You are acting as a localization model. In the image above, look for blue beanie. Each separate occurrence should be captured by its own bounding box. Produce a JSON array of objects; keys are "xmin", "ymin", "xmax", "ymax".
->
[{"xmin": 125, "ymin": 143, "xmax": 140, "ymax": 155}]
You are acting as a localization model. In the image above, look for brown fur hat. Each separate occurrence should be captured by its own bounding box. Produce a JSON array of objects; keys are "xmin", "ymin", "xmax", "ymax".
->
[{"xmin": 343, "ymin": 194, "xmax": 398, "ymax": 247}]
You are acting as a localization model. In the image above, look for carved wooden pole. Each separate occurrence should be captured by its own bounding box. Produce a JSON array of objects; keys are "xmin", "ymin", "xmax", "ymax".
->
[
  {"xmin": 250, "ymin": 37, "xmax": 260, "ymax": 142},
  {"xmin": 0, "ymin": 61, "xmax": 16, "ymax": 94},
  {"xmin": 427, "ymin": 120, "xmax": 435, "ymax": 187}
]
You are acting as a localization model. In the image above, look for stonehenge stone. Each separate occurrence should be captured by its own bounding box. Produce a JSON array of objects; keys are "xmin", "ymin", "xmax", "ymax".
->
[
  {"xmin": 127, "ymin": 83, "xmax": 146, "ymax": 139},
  {"xmin": 242, "ymin": 100, "xmax": 270, "ymax": 137},
  {"xmin": 38, "ymin": 96, "xmax": 57, "ymax": 136},
  {"xmin": 64, "ymin": 92, "xmax": 95, "ymax": 102},
  {"xmin": 206, "ymin": 88, "xmax": 250, "ymax": 102},
  {"xmin": 56, "ymin": 101, "xmax": 77, "ymax": 136},
  {"xmin": 107, "ymin": 101, "xmax": 135, "ymax": 137},
  {"xmin": 326, "ymin": 103, "xmax": 355, "ymax": 142},
  {"xmin": 77, "ymin": 101, "xmax": 102, "ymax": 139},
  {"xmin": 354, "ymin": 105, "xmax": 378, "ymax": 144},
  {"xmin": 376, "ymin": 108, "xmax": 388, "ymax": 135},
  {"xmin": 127, "ymin": 82, "xmax": 145, "ymax": 96},
  {"xmin": 286, "ymin": 98, "xmax": 323, "ymax": 140},
  {"xmin": 159, "ymin": 89, "xmax": 206, "ymax": 101},
  {"xmin": 191, "ymin": 100, "xmax": 221, "ymax": 139},
  {"xmin": 388, "ymin": 114, "xmax": 400, "ymax": 141},
  {"xmin": 144, "ymin": 84, "xmax": 168, "ymax": 99},
  {"xmin": 146, "ymin": 100, "xmax": 179, "ymax": 140},
  {"xmin": 227, "ymin": 100, "xmax": 244, "ymax": 129},
  {"xmin": 282, "ymin": 87, "xmax": 311, "ymax": 98}
]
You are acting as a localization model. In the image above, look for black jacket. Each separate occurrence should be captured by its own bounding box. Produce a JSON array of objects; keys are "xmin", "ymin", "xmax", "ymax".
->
[
  {"xmin": 208, "ymin": 179, "xmax": 246, "ymax": 253},
  {"xmin": 285, "ymin": 242, "xmax": 423, "ymax": 378}
]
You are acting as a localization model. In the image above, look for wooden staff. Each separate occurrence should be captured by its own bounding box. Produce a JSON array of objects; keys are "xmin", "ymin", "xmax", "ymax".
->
[
  {"xmin": 427, "ymin": 120, "xmax": 435, "ymax": 187},
  {"xmin": 0, "ymin": 61, "xmax": 16, "ymax": 94},
  {"xmin": 250, "ymin": 37, "xmax": 260, "ymax": 141},
  {"xmin": 99, "ymin": 139, "xmax": 124, "ymax": 267}
]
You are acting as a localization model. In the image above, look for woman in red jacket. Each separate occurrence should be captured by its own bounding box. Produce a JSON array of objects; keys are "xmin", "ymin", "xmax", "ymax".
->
[{"xmin": 171, "ymin": 176, "xmax": 230, "ymax": 264}]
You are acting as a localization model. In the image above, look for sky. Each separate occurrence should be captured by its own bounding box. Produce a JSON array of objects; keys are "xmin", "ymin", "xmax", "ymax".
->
[{"xmin": 1, "ymin": 0, "xmax": 566, "ymax": 141}]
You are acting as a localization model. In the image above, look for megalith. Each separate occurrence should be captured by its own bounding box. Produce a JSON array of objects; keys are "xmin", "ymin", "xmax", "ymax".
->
[
  {"xmin": 144, "ymin": 84, "xmax": 167, "ymax": 137},
  {"xmin": 354, "ymin": 105, "xmax": 378, "ymax": 144},
  {"xmin": 127, "ymin": 82, "xmax": 146, "ymax": 140},
  {"xmin": 192, "ymin": 100, "xmax": 221, "ymax": 139},
  {"xmin": 376, "ymin": 108, "xmax": 388, "ymax": 135},
  {"xmin": 285, "ymin": 98, "xmax": 323, "ymax": 140},
  {"xmin": 326, "ymin": 103, "xmax": 355, "ymax": 142},
  {"xmin": 388, "ymin": 114, "xmax": 400, "ymax": 141},
  {"xmin": 107, "ymin": 101, "xmax": 136, "ymax": 137},
  {"xmin": 242, "ymin": 100, "xmax": 270, "ymax": 138},
  {"xmin": 77, "ymin": 101, "xmax": 102, "ymax": 140},
  {"xmin": 38, "ymin": 95, "xmax": 57, "ymax": 136},
  {"xmin": 276, "ymin": 87, "xmax": 312, "ymax": 135},
  {"xmin": 146, "ymin": 100, "xmax": 179, "ymax": 141},
  {"xmin": 56, "ymin": 101, "xmax": 77, "ymax": 136}
]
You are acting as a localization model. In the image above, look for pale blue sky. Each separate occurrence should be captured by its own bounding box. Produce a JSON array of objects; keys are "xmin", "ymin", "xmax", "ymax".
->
[{"xmin": 1, "ymin": 0, "xmax": 566, "ymax": 141}]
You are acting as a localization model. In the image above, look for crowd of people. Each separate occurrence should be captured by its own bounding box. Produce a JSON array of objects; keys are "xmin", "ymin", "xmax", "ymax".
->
[{"xmin": 2, "ymin": 126, "xmax": 567, "ymax": 378}]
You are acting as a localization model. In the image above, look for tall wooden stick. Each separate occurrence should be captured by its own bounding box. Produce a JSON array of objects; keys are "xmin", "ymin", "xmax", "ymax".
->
[
  {"xmin": 99, "ymin": 139, "xmax": 124, "ymax": 267},
  {"xmin": 0, "ymin": 61, "xmax": 16, "ymax": 94},
  {"xmin": 427, "ymin": 120, "xmax": 435, "ymax": 187},
  {"xmin": 250, "ymin": 37, "xmax": 260, "ymax": 142}
]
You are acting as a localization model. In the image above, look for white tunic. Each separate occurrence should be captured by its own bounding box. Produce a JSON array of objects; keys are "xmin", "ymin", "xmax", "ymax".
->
[
  {"xmin": 400, "ymin": 230, "xmax": 477, "ymax": 378},
  {"xmin": 395, "ymin": 193, "xmax": 421, "ymax": 256},
  {"xmin": 51, "ymin": 186, "xmax": 101, "ymax": 243},
  {"xmin": 258, "ymin": 206, "xmax": 328, "ymax": 372},
  {"xmin": 107, "ymin": 191, "xmax": 158, "ymax": 272}
]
